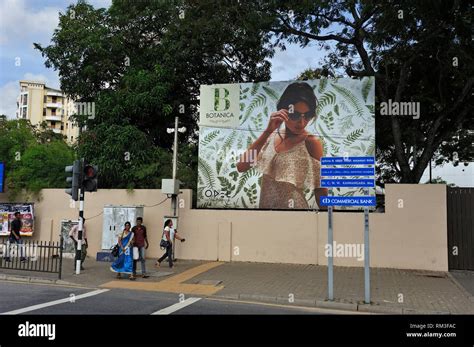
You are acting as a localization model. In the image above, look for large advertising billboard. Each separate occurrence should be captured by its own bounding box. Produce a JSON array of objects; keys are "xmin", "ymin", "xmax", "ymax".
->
[{"xmin": 198, "ymin": 78, "xmax": 375, "ymax": 210}]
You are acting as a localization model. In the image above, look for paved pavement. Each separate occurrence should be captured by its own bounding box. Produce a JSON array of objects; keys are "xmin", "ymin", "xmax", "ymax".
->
[
  {"xmin": 1, "ymin": 256, "xmax": 473, "ymax": 314},
  {"xmin": 450, "ymin": 270, "xmax": 474, "ymax": 299}
]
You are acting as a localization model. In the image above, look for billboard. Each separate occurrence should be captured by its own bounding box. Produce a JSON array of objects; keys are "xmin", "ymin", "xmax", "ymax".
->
[
  {"xmin": 0, "ymin": 203, "xmax": 35, "ymax": 236},
  {"xmin": 198, "ymin": 78, "xmax": 375, "ymax": 210}
]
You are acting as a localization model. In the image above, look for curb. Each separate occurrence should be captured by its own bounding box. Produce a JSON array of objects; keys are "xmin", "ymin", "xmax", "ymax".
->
[
  {"xmin": 213, "ymin": 293, "xmax": 454, "ymax": 314},
  {"xmin": 1, "ymin": 274, "xmax": 81, "ymax": 287}
]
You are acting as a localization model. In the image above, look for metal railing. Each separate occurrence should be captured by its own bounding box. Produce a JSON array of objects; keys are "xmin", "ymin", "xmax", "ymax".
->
[{"xmin": 0, "ymin": 237, "xmax": 64, "ymax": 279}]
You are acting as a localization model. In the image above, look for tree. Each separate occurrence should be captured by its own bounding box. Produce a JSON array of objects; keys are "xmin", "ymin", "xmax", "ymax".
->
[
  {"xmin": 34, "ymin": 0, "xmax": 273, "ymax": 189},
  {"xmin": 0, "ymin": 119, "xmax": 74, "ymax": 200},
  {"xmin": 241, "ymin": 0, "xmax": 473, "ymax": 183}
]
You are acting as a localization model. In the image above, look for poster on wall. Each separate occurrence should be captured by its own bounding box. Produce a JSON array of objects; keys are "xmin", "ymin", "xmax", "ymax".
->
[
  {"xmin": 0, "ymin": 203, "xmax": 35, "ymax": 236},
  {"xmin": 198, "ymin": 78, "xmax": 375, "ymax": 210},
  {"xmin": 60, "ymin": 220, "xmax": 79, "ymax": 258}
]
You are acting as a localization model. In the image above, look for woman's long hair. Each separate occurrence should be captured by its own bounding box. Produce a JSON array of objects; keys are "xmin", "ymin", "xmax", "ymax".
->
[{"xmin": 163, "ymin": 219, "xmax": 172, "ymax": 229}]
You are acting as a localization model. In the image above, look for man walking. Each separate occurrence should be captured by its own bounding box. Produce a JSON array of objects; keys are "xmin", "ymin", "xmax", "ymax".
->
[
  {"xmin": 5, "ymin": 211, "xmax": 26, "ymax": 262},
  {"xmin": 69, "ymin": 218, "xmax": 88, "ymax": 270},
  {"xmin": 132, "ymin": 217, "xmax": 149, "ymax": 278}
]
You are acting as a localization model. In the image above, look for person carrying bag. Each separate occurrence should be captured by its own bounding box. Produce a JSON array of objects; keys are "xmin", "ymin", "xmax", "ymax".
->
[{"xmin": 155, "ymin": 219, "xmax": 185, "ymax": 268}]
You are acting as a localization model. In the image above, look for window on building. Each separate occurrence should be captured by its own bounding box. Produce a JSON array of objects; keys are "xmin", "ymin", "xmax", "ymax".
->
[
  {"xmin": 52, "ymin": 96, "xmax": 57, "ymax": 103},
  {"xmin": 51, "ymin": 121, "xmax": 56, "ymax": 126},
  {"xmin": 71, "ymin": 136, "xmax": 73, "ymax": 141},
  {"xmin": 44, "ymin": 96, "xmax": 47, "ymax": 103},
  {"xmin": 23, "ymin": 94, "xmax": 28, "ymax": 105},
  {"xmin": 22, "ymin": 108, "xmax": 27, "ymax": 119},
  {"xmin": 61, "ymin": 125, "xmax": 64, "ymax": 130},
  {"xmin": 51, "ymin": 108, "xmax": 56, "ymax": 116},
  {"xmin": 66, "ymin": 123, "xmax": 68, "ymax": 129},
  {"xmin": 43, "ymin": 109, "xmax": 46, "ymax": 116}
]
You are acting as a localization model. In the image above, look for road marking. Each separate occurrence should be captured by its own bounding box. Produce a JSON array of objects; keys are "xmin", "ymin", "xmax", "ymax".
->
[
  {"xmin": 2, "ymin": 289, "xmax": 110, "ymax": 315},
  {"xmin": 151, "ymin": 297, "xmax": 202, "ymax": 315},
  {"xmin": 101, "ymin": 262, "xmax": 224, "ymax": 295}
]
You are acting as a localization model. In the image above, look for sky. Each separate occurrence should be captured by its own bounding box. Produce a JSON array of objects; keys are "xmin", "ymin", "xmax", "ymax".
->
[
  {"xmin": 0, "ymin": 0, "xmax": 472, "ymax": 187},
  {"xmin": 0, "ymin": 0, "xmax": 322, "ymax": 119}
]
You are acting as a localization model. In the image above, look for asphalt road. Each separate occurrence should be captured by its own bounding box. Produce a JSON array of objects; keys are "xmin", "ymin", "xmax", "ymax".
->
[{"xmin": 0, "ymin": 280, "xmax": 354, "ymax": 315}]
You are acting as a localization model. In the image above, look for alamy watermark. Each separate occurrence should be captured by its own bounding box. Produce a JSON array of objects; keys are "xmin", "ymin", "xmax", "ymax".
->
[
  {"xmin": 325, "ymin": 241, "xmax": 364, "ymax": 261},
  {"xmin": 380, "ymin": 99, "xmax": 420, "ymax": 119}
]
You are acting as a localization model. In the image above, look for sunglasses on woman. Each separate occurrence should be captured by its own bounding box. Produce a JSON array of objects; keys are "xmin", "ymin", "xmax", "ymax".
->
[{"xmin": 287, "ymin": 110, "xmax": 314, "ymax": 121}]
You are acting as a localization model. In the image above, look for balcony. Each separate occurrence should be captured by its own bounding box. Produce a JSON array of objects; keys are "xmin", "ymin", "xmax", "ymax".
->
[
  {"xmin": 46, "ymin": 91, "xmax": 63, "ymax": 97},
  {"xmin": 45, "ymin": 102, "xmax": 63, "ymax": 108},
  {"xmin": 45, "ymin": 115, "xmax": 62, "ymax": 122},
  {"xmin": 51, "ymin": 128, "xmax": 61, "ymax": 134}
]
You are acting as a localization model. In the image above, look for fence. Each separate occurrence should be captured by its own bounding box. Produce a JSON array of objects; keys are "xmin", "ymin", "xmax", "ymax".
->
[{"xmin": 0, "ymin": 237, "xmax": 64, "ymax": 279}]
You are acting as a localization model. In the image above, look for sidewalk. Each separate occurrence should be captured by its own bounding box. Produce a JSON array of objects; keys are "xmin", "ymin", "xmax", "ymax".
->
[{"xmin": 1, "ymin": 257, "xmax": 473, "ymax": 314}]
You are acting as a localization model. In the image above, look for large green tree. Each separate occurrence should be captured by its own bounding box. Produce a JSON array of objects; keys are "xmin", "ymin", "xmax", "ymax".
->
[
  {"xmin": 244, "ymin": 0, "xmax": 473, "ymax": 183},
  {"xmin": 35, "ymin": 0, "xmax": 272, "ymax": 190}
]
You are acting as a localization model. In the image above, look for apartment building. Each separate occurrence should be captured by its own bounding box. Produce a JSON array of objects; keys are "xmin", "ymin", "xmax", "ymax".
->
[{"xmin": 16, "ymin": 80, "xmax": 79, "ymax": 144}]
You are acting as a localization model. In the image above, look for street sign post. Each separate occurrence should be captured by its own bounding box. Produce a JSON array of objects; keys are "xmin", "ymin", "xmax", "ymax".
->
[{"xmin": 320, "ymin": 156, "xmax": 375, "ymax": 304}]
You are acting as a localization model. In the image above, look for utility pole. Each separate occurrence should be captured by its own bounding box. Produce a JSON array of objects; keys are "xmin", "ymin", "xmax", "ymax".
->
[{"xmin": 164, "ymin": 116, "xmax": 186, "ymax": 261}]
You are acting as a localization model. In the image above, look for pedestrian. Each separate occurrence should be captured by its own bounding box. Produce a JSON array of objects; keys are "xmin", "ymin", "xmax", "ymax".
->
[
  {"xmin": 155, "ymin": 219, "xmax": 185, "ymax": 268},
  {"xmin": 4, "ymin": 211, "xmax": 26, "ymax": 262},
  {"xmin": 132, "ymin": 217, "xmax": 149, "ymax": 278},
  {"xmin": 110, "ymin": 221, "xmax": 136, "ymax": 280},
  {"xmin": 68, "ymin": 217, "xmax": 88, "ymax": 270}
]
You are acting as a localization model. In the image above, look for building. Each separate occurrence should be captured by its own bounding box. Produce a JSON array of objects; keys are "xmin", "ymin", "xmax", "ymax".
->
[{"xmin": 16, "ymin": 80, "xmax": 80, "ymax": 144}]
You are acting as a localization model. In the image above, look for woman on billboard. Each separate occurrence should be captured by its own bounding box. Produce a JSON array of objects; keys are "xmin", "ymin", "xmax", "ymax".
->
[{"xmin": 237, "ymin": 82, "xmax": 328, "ymax": 209}]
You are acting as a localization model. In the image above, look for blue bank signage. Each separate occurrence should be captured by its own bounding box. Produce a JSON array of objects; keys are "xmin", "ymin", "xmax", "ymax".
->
[{"xmin": 320, "ymin": 156, "xmax": 376, "ymax": 207}]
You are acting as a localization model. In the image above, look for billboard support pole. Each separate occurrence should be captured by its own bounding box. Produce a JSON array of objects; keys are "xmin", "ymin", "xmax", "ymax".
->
[
  {"xmin": 328, "ymin": 188, "xmax": 334, "ymax": 301},
  {"xmin": 364, "ymin": 188, "xmax": 370, "ymax": 304}
]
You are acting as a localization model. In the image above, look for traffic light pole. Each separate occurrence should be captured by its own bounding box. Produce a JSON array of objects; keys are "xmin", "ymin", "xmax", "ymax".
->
[{"xmin": 75, "ymin": 159, "xmax": 85, "ymax": 275}]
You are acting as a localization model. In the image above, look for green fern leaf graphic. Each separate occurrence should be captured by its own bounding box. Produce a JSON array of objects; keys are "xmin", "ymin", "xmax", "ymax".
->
[
  {"xmin": 316, "ymin": 91, "xmax": 336, "ymax": 115},
  {"xmin": 343, "ymin": 129, "xmax": 364, "ymax": 147},
  {"xmin": 200, "ymin": 130, "xmax": 219, "ymax": 146},
  {"xmin": 241, "ymin": 196, "xmax": 248, "ymax": 208},
  {"xmin": 361, "ymin": 77, "xmax": 374, "ymax": 102},
  {"xmin": 262, "ymin": 86, "xmax": 279, "ymax": 102},
  {"xmin": 241, "ymin": 93, "xmax": 266, "ymax": 125},
  {"xmin": 331, "ymin": 83, "xmax": 364, "ymax": 117},
  {"xmin": 222, "ymin": 130, "xmax": 237, "ymax": 153},
  {"xmin": 241, "ymin": 87, "xmax": 250, "ymax": 94},
  {"xmin": 218, "ymin": 176, "xmax": 234, "ymax": 195},
  {"xmin": 198, "ymin": 158, "xmax": 216, "ymax": 190},
  {"xmin": 233, "ymin": 167, "xmax": 257, "ymax": 197},
  {"xmin": 334, "ymin": 104, "xmax": 339, "ymax": 116},
  {"xmin": 318, "ymin": 78, "xmax": 328, "ymax": 93},
  {"xmin": 251, "ymin": 83, "xmax": 259, "ymax": 96}
]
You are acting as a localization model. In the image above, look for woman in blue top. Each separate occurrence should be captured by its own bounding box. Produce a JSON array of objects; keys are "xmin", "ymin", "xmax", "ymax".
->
[{"xmin": 110, "ymin": 221, "xmax": 136, "ymax": 280}]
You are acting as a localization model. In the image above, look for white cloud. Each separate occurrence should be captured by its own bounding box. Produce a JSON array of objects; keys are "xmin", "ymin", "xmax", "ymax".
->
[
  {"xmin": 0, "ymin": 0, "xmax": 61, "ymax": 45},
  {"xmin": 0, "ymin": 80, "xmax": 19, "ymax": 119}
]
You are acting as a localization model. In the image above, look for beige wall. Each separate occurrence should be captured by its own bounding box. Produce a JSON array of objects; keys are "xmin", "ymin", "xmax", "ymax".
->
[{"xmin": 0, "ymin": 184, "xmax": 448, "ymax": 271}]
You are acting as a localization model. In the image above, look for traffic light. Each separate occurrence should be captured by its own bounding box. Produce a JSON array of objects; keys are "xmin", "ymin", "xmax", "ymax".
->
[
  {"xmin": 82, "ymin": 162, "xmax": 98, "ymax": 192},
  {"xmin": 65, "ymin": 160, "xmax": 82, "ymax": 201}
]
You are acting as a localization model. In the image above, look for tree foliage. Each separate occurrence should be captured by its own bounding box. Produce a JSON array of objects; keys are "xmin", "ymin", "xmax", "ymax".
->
[{"xmin": 0, "ymin": 119, "xmax": 74, "ymax": 200}]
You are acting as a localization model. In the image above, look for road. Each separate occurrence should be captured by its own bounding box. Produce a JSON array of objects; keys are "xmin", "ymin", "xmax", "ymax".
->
[{"xmin": 0, "ymin": 280, "xmax": 359, "ymax": 315}]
